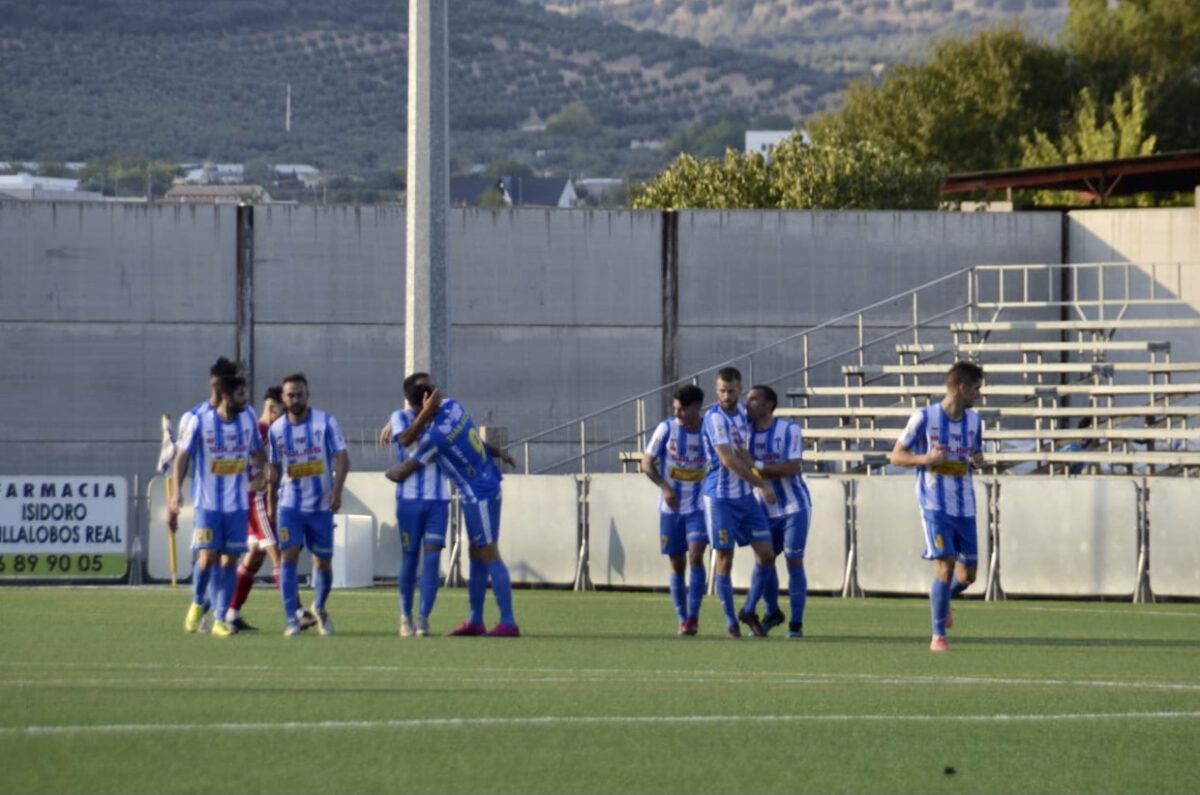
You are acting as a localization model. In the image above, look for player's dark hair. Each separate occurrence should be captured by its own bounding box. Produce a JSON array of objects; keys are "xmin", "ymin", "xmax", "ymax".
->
[
  {"xmin": 750, "ymin": 384, "xmax": 778, "ymax": 410},
  {"xmin": 946, "ymin": 361, "xmax": 984, "ymax": 387},
  {"xmin": 264, "ymin": 386, "xmax": 283, "ymax": 403},
  {"xmin": 403, "ymin": 372, "xmax": 430, "ymax": 393},
  {"xmin": 716, "ymin": 366, "xmax": 742, "ymax": 384},
  {"xmin": 281, "ymin": 372, "xmax": 308, "ymax": 387},
  {"xmin": 216, "ymin": 374, "xmax": 245, "ymax": 398},
  {"xmin": 209, "ymin": 356, "xmax": 239, "ymax": 378},
  {"xmin": 674, "ymin": 384, "xmax": 704, "ymax": 407},
  {"xmin": 405, "ymin": 381, "xmax": 434, "ymax": 408}
]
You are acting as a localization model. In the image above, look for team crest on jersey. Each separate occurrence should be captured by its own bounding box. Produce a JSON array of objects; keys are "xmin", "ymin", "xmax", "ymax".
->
[{"xmin": 667, "ymin": 441, "xmax": 677, "ymax": 453}]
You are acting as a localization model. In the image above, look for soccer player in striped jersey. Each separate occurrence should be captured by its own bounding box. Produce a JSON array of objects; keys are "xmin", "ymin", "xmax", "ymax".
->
[
  {"xmin": 386, "ymin": 383, "xmax": 520, "ymax": 637},
  {"xmin": 171, "ymin": 374, "xmax": 265, "ymax": 637},
  {"xmin": 267, "ymin": 373, "xmax": 351, "ymax": 637},
  {"xmin": 700, "ymin": 367, "xmax": 776, "ymax": 638},
  {"xmin": 226, "ymin": 386, "xmax": 316, "ymax": 632},
  {"xmin": 890, "ymin": 361, "xmax": 985, "ymax": 653},
  {"xmin": 744, "ymin": 385, "xmax": 812, "ymax": 639},
  {"xmin": 387, "ymin": 372, "xmax": 453, "ymax": 638},
  {"xmin": 641, "ymin": 384, "xmax": 709, "ymax": 635}
]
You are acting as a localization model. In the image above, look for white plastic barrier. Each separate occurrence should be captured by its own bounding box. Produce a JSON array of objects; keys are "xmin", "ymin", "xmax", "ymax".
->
[
  {"xmin": 1147, "ymin": 478, "xmax": 1200, "ymax": 598},
  {"xmin": 730, "ymin": 477, "xmax": 848, "ymax": 592},
  {"xmin": 342, "ymin": 471, "xmax": 452, "ymax": 582},
  {"xmin": 491, "ymin": 475, "xmax": 580, "ymax": 586},
  {"xmin": 998, "ymin": 477, "xmax": 1138, "ymax": 597},
  {"xmin": 331, "ymin": 513, "xmax": 374, "ymax": 588},
  {"xmin": 586, "ymin": 474, "xmax": 668, "ymax": 588},
  {"xmin": 855, "ymin": 477, "xmax": 989, "ymax": 595}
]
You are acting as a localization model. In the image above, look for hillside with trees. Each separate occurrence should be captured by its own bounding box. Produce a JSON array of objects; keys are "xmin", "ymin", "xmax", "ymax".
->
[{"xmin": 0, "ymin": 0, "xmax": 831, "ymax": 178}]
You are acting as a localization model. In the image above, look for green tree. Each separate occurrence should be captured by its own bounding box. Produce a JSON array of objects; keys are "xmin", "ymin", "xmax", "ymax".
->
[
  {"xmin": 1020, "ymin": 77, "xmax": 1158, "ymax": 206},
  {"xmin": 546, "ymin": 102, "xmax": 600, "ymax": 137},
  {"xmin": 631, "ymin": 134, "xmax": 943, "ymax": 210},
  {"xmin": 811, "ymin": 27, "xmax": 1073, "ymax": 173},
  {"xmin": 482, "ymin": 159, "xmax": 534, "ymax": 178},
  {"xmin": 1062, "ymin": 0, "xmax": 1200, "ymax": 151},
  {"xmin": 78, "ymin": 156, "xmax": 179, "ymax": 198}
]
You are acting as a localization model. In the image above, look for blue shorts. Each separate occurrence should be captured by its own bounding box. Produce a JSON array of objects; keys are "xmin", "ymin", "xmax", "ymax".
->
[
  {"xmin": 704, "ymin": 495, "xmax": 771, "ymax": 551},
  {"xmin": 659, "ymin": 511, "xmax": 708, "ymax": 556},
  {"xmin": 396, "ymin": 498, "xmax": 449, "ymax": 552},
  {"xmin": 461, "ymin": 493, "xmax": 502, "ymax": 548},
  {"xmin": 192, "ymin": 509, "xmax": 248, "ymax": 556},
  {"xmin": 277, "ymin": 508, "xmax": 334, "ymax": 559},
  {"xmin": 770, "ymin": 509, "xmax": 810, "ymax": 561},
  {"xmin": 920, "ymin": 509, "xmax": 978, "ymax": 565}
]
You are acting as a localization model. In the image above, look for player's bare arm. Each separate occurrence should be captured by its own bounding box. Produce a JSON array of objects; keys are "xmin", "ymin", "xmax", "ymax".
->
[
  {"xmin": 385, "ymin": 458, "xmax": 421, "ymax": 484},
  {"xmin": 329, "ymin": 450, "xmax": 350, "ymax": 513},
  {"xmin": 486, "ymin": 441, "xmax": 516, "ymax": 469},
  {"xmin": 394, "ymin": 388, "xmax": 443, "ymax": 448},
  {"xmin": 756, "ymin": 458, "xmax": 802, "ymax": 480},
  {"xmin": 265, "ymin": 462, "xmax": 281, "ymax": 524},
  {"xmin": 890, "ymin": 439, "xmax": 945, "ymax": 468},
  {"xmin": 167, "ymin": 449, "xmax": 190, "ymax": 531},
  {"xmin": 715, "ymin": 443, "xmax": 776, "ymax": 503},
  {"xmin": 640, "ymin": 452, "xmax": 679, "ymax": 510},
  {"xmin": 377, "ymin": 421, "xmax": 392, "ymax": 447}
]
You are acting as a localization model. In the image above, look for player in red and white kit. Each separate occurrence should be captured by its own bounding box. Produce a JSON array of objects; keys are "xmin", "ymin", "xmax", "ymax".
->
[{"xmin": 225, "ymin": 386, "xmax": 314, "ymax": 631}]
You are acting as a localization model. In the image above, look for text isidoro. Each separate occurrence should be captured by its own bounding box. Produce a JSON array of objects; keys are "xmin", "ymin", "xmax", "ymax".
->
[{"xmin": 1, "ymin": 480, "xmax": 123, "ymax": 545}]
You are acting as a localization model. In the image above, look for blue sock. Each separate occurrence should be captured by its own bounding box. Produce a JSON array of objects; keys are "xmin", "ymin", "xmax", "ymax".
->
[
  {"xmin": 715, "ymin": 573, "xmax": 736, "ymax": 627},
  {"xmin": 668, "ymin": 571, "xmax": 686, "ymax": 623},
  {"xmin": 213, "ymin": 564, "xmax": 233, "ymax": 622},
  {"xmin": 201, "ymin": 564, "xmax": 215, "ymax": 613},
  {"xmin": 468, "ymin": 558, "xmax": 488, "ymax": 625},
  {"xmin": 763, "ymin": 566, "xmax": 782, "ymax": 617},
  {"xmin": 687, "ymin": 565, "xmax": 706, "ymax": 621},
  {"xmin": 419, "ymin": 549, "xmax": 441, "ymax": 619},
  {"xmin": 313, "ymin": 564, "xmax": 332, "ymax": 612},
  {"xmin": 950, "ymin": 576, "xmax": 970, "ymax": 598},
  {"xmin": 398, "ymin": 551, "xmax": 418, "ymax": 617},
  {"xmin": 931, "ymin": 578, "xmax": 951, "ymax": 636},
  {"xmin": 280, "ymin": 561, "xmax": 300, "ymax": 624},
  {"xmin": 487, "ymin": 559, "xmax": 516, "ymax": 627},
  {"xmin": 743, "ymin": 563, "xmax": 769, "ymax": 615},
  {"xmin": 788, "ymin": 565, "xmax": 808, "ymax": 626},
  {"xmin": 191, "ymin": 561, "xmax": 212, "ymax": 607}
]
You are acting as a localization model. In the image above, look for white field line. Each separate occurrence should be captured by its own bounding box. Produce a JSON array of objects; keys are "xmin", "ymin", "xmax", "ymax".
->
[
  {"xmin": 2, "ymin": 661, "xmax": 1199, "ymax": 692},
  {"xmin": 3, "ymin": 711, "xmax": 1200, "ymax": 737}
]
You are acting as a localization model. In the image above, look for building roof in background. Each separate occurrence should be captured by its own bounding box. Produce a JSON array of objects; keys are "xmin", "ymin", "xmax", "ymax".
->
[{"xmin": 942, "ymin": 150, "xmax": 1200, "ymax": 200}]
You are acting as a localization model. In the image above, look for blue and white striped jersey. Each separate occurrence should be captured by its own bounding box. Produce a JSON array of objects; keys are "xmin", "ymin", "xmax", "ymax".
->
[
  {"xmin": 178, "ymin": 407, "xmax": 261, "ymax": 512},
  {"xmin": 390, "ymin": 408, "xmax": 451, "ymax": 501},
  {"xmin": 176, "ymin": 401, "xmax": 256, "ymax": 456},
  {"xmin": 644, "ymin": 418, "xmax": 706, "ymax": 515},
  {"xmin": 748, "ymin": 418, "xmax": 812, "ymax": 519},
  {"xmin": 701, "ymin": 403, "xmax": 753, "ymax": 499},
  {"xmin": 898, "ymin": 403, "xmax": 983, "ymax": 518},
  {"xmin": 268, "ymin": 408, "xmax": 348, "ymax": 513},
  {"xmin": 410, "ymin": 398, "xmax": 501, "ymax": 504}
]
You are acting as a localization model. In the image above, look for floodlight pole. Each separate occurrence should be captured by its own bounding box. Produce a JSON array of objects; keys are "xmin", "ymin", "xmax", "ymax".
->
[{"xmin": 405, "ymin": 0, "xmax": 449, "ymax": 386}]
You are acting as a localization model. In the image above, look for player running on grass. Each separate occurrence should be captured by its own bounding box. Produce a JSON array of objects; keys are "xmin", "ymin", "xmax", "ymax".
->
[
  {"xmin": 700, "ymin": 367, "xmax": 776, "ymax": 639},
  {"xmin": 640, "ymin": 384, "xmax": 709, "ymax": 636},
  {"xmin": 225, "ymin": 386, "xmax": 315, "ymax": 632},
  {"xmin": 171, "ymin": 374, "xmax": 265, "ymax": 637},
  {"xmin": 386, "ymin": 382, "xmax": 519, "ymax": 637},
  {"xmin": 743, "ymin": 384, "xmax": 812, "ymax": 639},
  {"xmin": 267, "ymin": 373, "xmax": 350, "ymax": 637},
  {"xmin": 889, "ymin": 361, "xmax": 985, "ymax": 653}
]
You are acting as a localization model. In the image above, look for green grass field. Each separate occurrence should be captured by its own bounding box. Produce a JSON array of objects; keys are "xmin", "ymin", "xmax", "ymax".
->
[{"xmin": 2, "ymin": 587, "xmax": 1198, "ymax": 794}]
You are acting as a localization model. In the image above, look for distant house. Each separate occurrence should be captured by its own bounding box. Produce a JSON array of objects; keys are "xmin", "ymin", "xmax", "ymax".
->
[
  {"xmin": 164, "ymin": 184, "xmax": 271, "ymax": 204},
  {"xmin": 450, "ymin": 176, "xmax": 577, "ymax": 208},
  {"xmin": 274, "ymin": 164, "xmax": 321, "ymax": 187},
  {"xmin": 0, "ymin": 173, "xmax": 101, "ymax": 202},
  {"xmin": 179, "ymin": 163, "xmax": 246, "ymax": 185}
]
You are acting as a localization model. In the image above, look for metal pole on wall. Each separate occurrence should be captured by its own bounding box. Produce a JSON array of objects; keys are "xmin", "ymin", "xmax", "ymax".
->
[{"xmin": 405, "ymin": 0, "xmax": 449, "ymax": 385}]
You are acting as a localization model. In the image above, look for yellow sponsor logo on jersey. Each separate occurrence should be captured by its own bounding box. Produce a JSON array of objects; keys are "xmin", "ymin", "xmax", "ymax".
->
[
  {"xmin": 210, "ymin": 459, "xmax": 247, "ymax": 475},
  {"xmin": 930, "ymin": 460, "xmax": 969, "ymax": 477},
  {"xmin": 668, "ymin": 466, "xmax": 705, "ymax": 483},
  {"xmin": 287, "ymin": 460, "xmax": 326, "ymax": 478}
]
